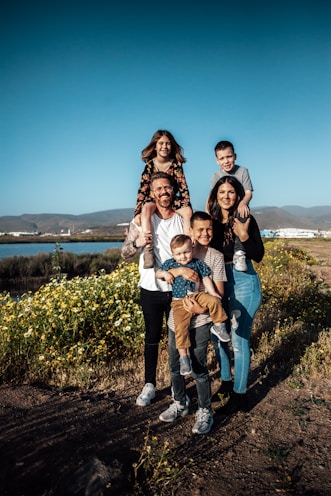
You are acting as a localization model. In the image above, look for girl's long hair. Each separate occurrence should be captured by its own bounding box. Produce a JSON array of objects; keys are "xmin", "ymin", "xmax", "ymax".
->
[
  {"xmin": 207, "ymin": 176, "xmax": 245, "ymax": 246},
  {"xmin": 141, "ymin": 130, "xmax": 186, "ymax": 164}
]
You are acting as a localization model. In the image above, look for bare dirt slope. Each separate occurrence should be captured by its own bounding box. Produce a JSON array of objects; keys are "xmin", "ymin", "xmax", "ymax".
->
[
  {"xmin": 288, "ymin": 239, "xmax": 331, "ymax": 288},
  {"xmin": 0, "ymin": 240, "xmax": 330, "ymax": 496}
]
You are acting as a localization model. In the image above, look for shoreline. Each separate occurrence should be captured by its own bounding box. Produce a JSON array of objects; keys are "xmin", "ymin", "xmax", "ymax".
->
[{"xmin": 0, "ymin": 235, "xmax": 125, "ymax": 244}]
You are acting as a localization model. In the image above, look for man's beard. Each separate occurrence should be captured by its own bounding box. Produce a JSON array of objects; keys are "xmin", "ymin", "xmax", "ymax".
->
[{"xmin": 156, "ymin": 195, "xmax": 172, "ymax": 208}]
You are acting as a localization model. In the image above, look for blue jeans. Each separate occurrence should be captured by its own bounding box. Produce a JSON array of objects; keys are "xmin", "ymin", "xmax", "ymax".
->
[
  {"xmin": 211, "ymin": 260, "xmax": 262, "ymax": 394},
  {"xmin": 168, "ymin": 323, "xmax": 211, "ymax": 410}
]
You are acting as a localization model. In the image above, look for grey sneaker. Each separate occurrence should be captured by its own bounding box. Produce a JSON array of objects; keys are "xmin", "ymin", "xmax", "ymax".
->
[
  {"xmin": 179, "ymin": 356, "xmax": 192, "ymax": 375},
  {"xmin": 159, "ymin": 400, "xmax": 189, "ymax": 422},
  {"xmin": 136, "ymin": 383, "xmax": 155, "ymax": 406},
  {"xmin": 192, "ymin": 407, "xmax": 214, "ymax": 435},
  {"xmin": 171, "ymin": 386, "xmax": 191, "ymax": 407},
  {"xmin": 233, "ymin": 250, "xmax": 247, "ymax": 271},
  {"xmin": 211, "ymin": 323, "xmax": 231, "ymax": 342},
  {"xmin": 143, "ymin": 245, "xmax": 154, "ymax": 269}
]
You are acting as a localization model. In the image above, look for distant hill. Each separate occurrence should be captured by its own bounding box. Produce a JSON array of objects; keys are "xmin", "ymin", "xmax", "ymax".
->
[
  {"xmin": 282, "ymin": 206, "xmax": 331, "ymax": 228},
  {"xmin": 251, "ymin": 206, "xmax": 331, "ymax": 231},
  {"xmin": 0, "ymin": 209, "xmax": 134, "ymax": 235},
  {"xmin": 252, "ymin": 205, "xmax": 331, "ymax": 230},
  {"xmin": 0, "ymin": 206, "xmax": 330, "ymax": 235}
]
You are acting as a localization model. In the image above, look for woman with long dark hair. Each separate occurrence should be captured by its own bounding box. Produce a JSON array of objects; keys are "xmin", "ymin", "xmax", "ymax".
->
[{"xmin": 208, "ymin": 176, "xmax": 264, "ymax": 413}]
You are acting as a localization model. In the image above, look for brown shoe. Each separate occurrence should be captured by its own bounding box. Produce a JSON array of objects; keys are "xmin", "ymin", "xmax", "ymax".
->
[{"xmin": 143, "ymin": 245, "xmax": 154, "ymax": 269}]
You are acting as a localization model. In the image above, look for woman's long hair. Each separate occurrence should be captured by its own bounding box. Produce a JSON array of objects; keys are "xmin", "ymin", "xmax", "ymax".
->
[
  {"xmin": 141, "ymin": 130, "xmax": 186, "ymax": 164},
  {"xmin": 207, "ymin": 176, "xmax": 245, "ymax": 246}
]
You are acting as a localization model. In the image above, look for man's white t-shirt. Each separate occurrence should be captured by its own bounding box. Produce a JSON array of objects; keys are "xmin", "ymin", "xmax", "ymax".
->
[{"xmin": 138, "ymin": 212, "xmax": 184, "ymax": 292}]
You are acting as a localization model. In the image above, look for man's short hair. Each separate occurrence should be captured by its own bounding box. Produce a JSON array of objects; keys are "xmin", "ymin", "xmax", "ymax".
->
[{"xmin": 150, "ymin": 172, "xmax": 177, "ymax": 191}]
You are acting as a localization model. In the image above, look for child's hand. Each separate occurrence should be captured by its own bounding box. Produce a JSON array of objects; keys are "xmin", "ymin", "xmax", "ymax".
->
[
  {"xmin": 233, "ymin": 217, "xmax": 250, "ymax": 242},
  {"xmin": 237, "ymin": 201, "xmax": 250, "ymax": 218}
]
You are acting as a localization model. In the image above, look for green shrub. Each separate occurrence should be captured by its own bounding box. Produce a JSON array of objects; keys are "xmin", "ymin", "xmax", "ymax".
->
[
  {"xmin": 0, "ymin": 263, "xmax": 144, "ymax": 384},
  {"xmin": 0, "ymin": 241, "xmax": 330, "ymax": 388}
]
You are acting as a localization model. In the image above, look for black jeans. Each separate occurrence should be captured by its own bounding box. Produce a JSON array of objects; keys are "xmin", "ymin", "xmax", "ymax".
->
[
  {"xmin": 140, "ymin": 288, "xmax": 172, "ymax": 386},
  {"xmin": 168, "ymin": 323, "xmax": 212, "ymax": 410}
]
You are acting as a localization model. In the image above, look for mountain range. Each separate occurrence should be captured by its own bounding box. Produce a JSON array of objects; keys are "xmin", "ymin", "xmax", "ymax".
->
[{"xmin": 1, "ymin": 206, "xmax": 331, "ymax": 235}]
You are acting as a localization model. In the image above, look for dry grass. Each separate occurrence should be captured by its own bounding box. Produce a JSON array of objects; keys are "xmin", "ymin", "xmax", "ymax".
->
[{"xmin": 0, "ymin": 241, "xmax": 330, "ymax": 390}]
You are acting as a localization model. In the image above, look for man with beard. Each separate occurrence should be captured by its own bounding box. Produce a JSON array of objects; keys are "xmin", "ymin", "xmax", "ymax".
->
[{"xmin": 121, "ymin": 172, "xmax": 197, "ymax": 406}]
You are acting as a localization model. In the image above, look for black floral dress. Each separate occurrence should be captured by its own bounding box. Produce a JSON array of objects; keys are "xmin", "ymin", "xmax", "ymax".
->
[{"xmin": 134, "ymin": 160, "xmax": 192, "ymax": 217}]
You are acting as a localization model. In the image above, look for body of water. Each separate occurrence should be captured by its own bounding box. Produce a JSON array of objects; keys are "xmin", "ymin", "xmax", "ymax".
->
[{"xmin": 0, "ymin": 241, "xmax": 123, "ymax": 260}]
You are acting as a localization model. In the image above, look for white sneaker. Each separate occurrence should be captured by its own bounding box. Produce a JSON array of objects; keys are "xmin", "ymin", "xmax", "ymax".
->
[
  {"xmin": 159, "ymin": 400, "xmax": 189, "ymax": 423},
  {"xmin": 136, "ymin": 383, "xmax": 155, "ymax": 406},
  {"xmin": 233, "ymin": 250, "xmax": 247, "ymax": 271},
  {"xmin": 192, "ymin": 407, "xmax": 214, "ymax": 435}
]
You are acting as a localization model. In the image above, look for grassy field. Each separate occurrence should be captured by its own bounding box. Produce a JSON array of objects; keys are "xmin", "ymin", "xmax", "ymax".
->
[{"xmin": 0, "ymin": 238, "xmax": 330, "ymax": 387}]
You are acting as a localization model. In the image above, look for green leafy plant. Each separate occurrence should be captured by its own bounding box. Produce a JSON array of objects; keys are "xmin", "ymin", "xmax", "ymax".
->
[{"xmin": 133, "ymin": 425, "xmax": 185, "ymax": 493}]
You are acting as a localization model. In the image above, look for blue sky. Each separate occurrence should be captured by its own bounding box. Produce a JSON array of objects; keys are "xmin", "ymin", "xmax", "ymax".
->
[{"xmin": 1, "ymin": 0, "xmax": 330, "ymax": 216}]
